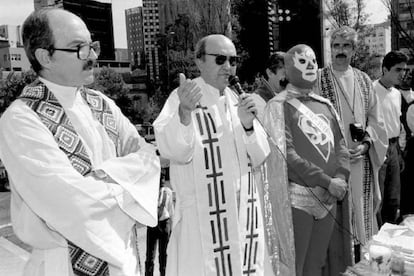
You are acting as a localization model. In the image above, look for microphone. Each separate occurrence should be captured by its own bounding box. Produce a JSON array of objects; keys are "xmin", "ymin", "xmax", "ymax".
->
[
  {"xmin": 228, "ymin": 75, "xmax": 257, "ymax": 116},
  {"xmin": 228, "ymin": 75, "xmax": 245, "ymax": 96}
]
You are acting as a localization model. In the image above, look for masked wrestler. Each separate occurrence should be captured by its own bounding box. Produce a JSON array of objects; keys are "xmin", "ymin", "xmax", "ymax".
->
[{"xmin": 262, "ymin": 44, "xmax": 350, "ymax": 276}]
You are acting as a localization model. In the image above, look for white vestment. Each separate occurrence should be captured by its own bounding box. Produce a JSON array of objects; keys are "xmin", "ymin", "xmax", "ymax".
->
[
  {"xmin": 153, "ymin": 77, "xmax": 271, "ymax": 276},
  {"xmin": 0, "ymin": 78, "xmax": 160, "ymax": 276}
]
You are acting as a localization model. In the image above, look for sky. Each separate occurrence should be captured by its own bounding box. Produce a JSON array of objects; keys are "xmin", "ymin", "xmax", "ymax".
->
[{"xmin": 0, "ymin": 0, "xmax": 388, "ymax": 49}]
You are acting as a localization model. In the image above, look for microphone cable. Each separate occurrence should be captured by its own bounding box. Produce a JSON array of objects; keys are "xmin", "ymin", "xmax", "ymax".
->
[{"xmin": 228, "ymin": 75, "xmax": 364, "ymax": 247}]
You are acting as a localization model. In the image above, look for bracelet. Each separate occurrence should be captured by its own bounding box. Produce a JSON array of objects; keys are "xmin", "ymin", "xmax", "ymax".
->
[{"xmin": 242, "ymin": 124, "xmax": 254, "ymax": 132}]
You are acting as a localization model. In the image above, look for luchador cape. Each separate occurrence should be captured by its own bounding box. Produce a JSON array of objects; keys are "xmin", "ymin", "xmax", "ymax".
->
[
  {"xmin": 154, "ymin": 77, "xmax": 270, "ymax": 276},
  {"xmin": 262, "ymin": 85, "xmax": 350, "ymax": 275},
  {"xmin": 0, "ymin": 79, "xmax": 160, "ymax": 276},
  {"xmin": 259, "ymin": 91, "xmax": 297, "ymax": 276},
  {"xmin": 317, "ymin": 66, "xmax": 388, "ymax": 275}
]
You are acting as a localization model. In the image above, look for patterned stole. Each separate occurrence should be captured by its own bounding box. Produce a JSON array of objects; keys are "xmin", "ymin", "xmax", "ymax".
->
[
  {"xmin": 192, "ymin": 90, "xmax": 264, "ymax": 276},
  {"xmin": 319, "ymin": 67, "xmax": 374, "ymax": 242},
  {"xmin": 401, "ymin": 94, "xmax": 413, "ymax": 139},
  {"xmin": 19, "ymin": 79, "xmax": 120, "ymax": 276}
]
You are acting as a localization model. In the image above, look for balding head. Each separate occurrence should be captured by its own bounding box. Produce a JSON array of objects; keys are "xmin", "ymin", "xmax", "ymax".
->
[
  {"xmin": 22, "ymin": 8, "xmax": 87, "ymax": 74},
  {"xmin": 195, "ymin": 34, "xmax": 235, "ymax": 61},
  {"xmin": 194, "ymin": 34, "xmax": 237, "ymax": 92}
]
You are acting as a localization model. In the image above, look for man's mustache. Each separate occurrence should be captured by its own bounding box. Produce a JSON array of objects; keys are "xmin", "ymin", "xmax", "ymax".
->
[
  {"xmin": 336, "ymin": 54, "xmax": 347, "ymax": 59},
  {"xmin": 83, "ymin": 59, "xmax": 97, "ymax": 70}
]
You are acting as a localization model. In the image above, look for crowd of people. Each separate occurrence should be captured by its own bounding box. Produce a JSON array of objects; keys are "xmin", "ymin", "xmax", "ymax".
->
[{"xmin": 0, "ymin": 7, "xmax": 413, "ymax": 276}]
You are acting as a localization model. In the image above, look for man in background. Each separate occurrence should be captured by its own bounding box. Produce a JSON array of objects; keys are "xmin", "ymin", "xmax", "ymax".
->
[
  {"xmin": 373, "ymin": 51, "xmax": 408, "ymax": 225},
  {"xmin": 253, "ymin": 52, "xmax": 287, "ymax": 120},
  {"xmin": 145, "ymin": 166, "xmax": 174, "ymax": 276},
  {"xmin": 317, "ymin": 26, "xmax": 387, "ymax": 274}
]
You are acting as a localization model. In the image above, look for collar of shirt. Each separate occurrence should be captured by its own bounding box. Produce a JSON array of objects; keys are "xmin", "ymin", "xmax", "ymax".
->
[
  {"xmin": 378, "ymin": 79, "xmax": 392, "ymax": 91},
  {"xmin": 38, "ymin": 77, "xmax": 81, "ymax": 106},
  {"xmin": 331, "ymin": 65, "xmax": 353, "ymax": 77}
]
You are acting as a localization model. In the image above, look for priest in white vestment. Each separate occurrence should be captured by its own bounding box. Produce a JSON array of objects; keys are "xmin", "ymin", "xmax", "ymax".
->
[
  {"xmin": 153, "ymin": 34, "xmax": 272, "ymax": 276},
  {"xmin": 0, "ymin": 9, "xmax": 160, "ymax": 276}
]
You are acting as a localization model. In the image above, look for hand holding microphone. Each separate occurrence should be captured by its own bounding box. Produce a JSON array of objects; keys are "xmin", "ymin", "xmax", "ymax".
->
[{"xmin": 228, "ymin": 75, "xmax": 257, "ymax": 132}]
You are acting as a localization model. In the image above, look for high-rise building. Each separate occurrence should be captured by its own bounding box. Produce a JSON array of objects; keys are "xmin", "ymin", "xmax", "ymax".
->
[
  {"xmin": 125, "ymin": 7, "xmax": 145, "ymax": 70},
  {"xmin": 0, "ymin": 25, "xmax": 23, "ymax": 48},
  {"xmin": 0, "ymin": 26, "xmax": 30, "ymax": 72},
  {"xmin": 365, "ymin": 22, "xmax": 392, "ymax": 56},
  {"xmin": 34, "ymin": 0, "xmax": 115, "ymax": 60},
  {"xmin": 142, "ymin": 0, "xmax": 161, "ymax": 81}
]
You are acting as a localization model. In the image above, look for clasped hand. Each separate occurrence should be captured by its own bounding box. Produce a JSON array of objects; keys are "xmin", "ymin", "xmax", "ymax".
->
[
  {"xmin": 328, "ymin": 177, "xmax": 348, "ymax": 201},
  {"xmin": 349, "ymin": 143, "xmax": 369, "ymax": 163}
]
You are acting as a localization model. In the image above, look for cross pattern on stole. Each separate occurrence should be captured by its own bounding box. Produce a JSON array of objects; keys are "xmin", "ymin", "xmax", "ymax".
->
[
  {"xmin": 243, "ymin": 169, "xmax": 259, "ymax": 275},
  {"xmin": 196, "ymin": 106, "xmax": 233, "ymax": 276}
]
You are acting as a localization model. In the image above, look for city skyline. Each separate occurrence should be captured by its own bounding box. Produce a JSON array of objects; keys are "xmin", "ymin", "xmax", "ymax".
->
[
  {"xmin": 0, "ymin": 0, "xmax": 388, "ymax": 49},
  {"xmin": 0, "ymin": 0, "xmax": 142, "ymax": 49}
]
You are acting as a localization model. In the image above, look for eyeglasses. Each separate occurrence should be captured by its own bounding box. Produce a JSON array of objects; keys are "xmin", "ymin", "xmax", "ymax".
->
[
  {"xmin": 332, "ymin": 43, "xmax": 353, "ymax": 51},
  {"xmin": 51, "ymin": 41, "xmax": 100, "ymax": 60},
  {"xmin": 205, "ymin": 53, "xmax": 240, "ymax": 66}
]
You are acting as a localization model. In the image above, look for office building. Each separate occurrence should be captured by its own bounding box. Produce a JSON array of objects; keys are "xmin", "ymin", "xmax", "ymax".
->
[
  {"xmin": 365, "ymin": 21, "xmax": 392, "ymax": 56},
  {"xmin": 34, "ymin": 0, "xmax": 115, "ymax": 61},
  {"xmin": 0, "ymin": 25, "xmax": 23, "ymax": 48},
  {"xmin": 125, "ymin": 7, "xmax": 145, "ymax": 70},
  {"xmin": 142, "ymin": 0, "xmax": 161, "ymax": 80}
]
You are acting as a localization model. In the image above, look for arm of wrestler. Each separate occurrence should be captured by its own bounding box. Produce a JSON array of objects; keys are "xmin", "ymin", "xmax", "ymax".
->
[
  {"xmin": 284, "ymin": 106, "xmax": 347, "ymax": 199},
  {"xmin": 153, "ymin": 73, "xmax": 202, "ymax": 164}
]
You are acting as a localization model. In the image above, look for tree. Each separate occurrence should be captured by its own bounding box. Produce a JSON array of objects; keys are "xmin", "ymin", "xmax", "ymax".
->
[
  {"xmin": 161, "ymin": 0, "xmax": 232, "ymax": 45},
  {"xmin": 382, "ymin": 0, "xmax": 414, "ymax": 55},
  {"xmin": 0, "ymin": 70, "xmax": 37, "ymax": 113},
  {"xmin": 141, "ymin": 95, "xmax": 162, "ymax": 123},
  {"xmin": 324, "ymin": 0, "xmax": 381, "ymax": 77},
  {"xmin": 90, "ymin": 67, "xmax": 126, "ymax": 99},
  {"xmin": 324, "ymin": 0, "xmax": 369, "ymax": 32}
]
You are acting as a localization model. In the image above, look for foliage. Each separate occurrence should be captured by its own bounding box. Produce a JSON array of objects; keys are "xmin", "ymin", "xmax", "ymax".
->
[
  {"xmin": 324, "ymin": 0, "xmax": 369, "ymax": 31},
  {"xmin": 382, "ymin": 0, "xmax": 414, "ymax": 56},
  {"xmin": 90, "ymin": 67, "xmax": 126, "ymax": 99},
  {"xmin": 141, "ymin": 95, "xmax": 162, "ymax": 124},
  {"xmin": 324, "ymin": 0, "xmax": 382, "ymax": 77},
  {"xmin": 0, "ymin": 70, "xmax": 37, "ymax": 113},
  {"xmin": 88, "ymin": 67, "xmax": 145, "ymax": 123}
]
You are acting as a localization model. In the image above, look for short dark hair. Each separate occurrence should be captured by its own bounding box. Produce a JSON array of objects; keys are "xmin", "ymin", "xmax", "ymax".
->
[
  {"xmin": 266, "ymin": 52, "xmax": 285, "ymax": 74},
  {"xmin": 382, "ymin": 51, "xmax": 409, "ymax": 71},
  {"xmin": 22, "ymin": 8, "xmax": 56, "ymax": 74}
]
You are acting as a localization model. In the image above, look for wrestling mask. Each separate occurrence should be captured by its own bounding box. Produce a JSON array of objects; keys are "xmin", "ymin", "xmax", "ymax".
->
[{"xmin": 284, "ymin": 44, "xmax": 318, "ymax": 89}]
